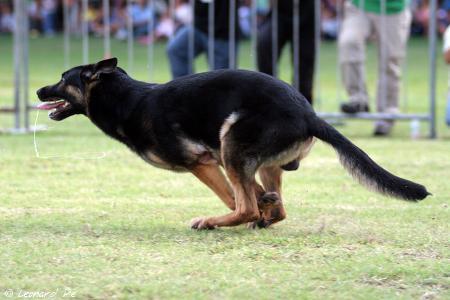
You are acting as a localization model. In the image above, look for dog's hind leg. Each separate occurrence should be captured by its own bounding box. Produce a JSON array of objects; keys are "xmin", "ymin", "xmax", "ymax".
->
[
  {"xmin": 253, "ymin": 181, "xmax": 267, "ymax": 204},
  {"xmin": 191, "ymin": 165, "xmax": 261, "ymax": 229},
  {"xmin": 191, "ymin": 164, "xmax": 236, "ymax": 211},
  {"xmin": 252, "ymin": 166, "xmax": 287, "ymax": 228},
  {"xmin": 191, "ymin": 169, "xmax": 261, "ymax": 230},
  {"xmin": 191, "ymin": 139, "xmax": 261, "ymax": 230}
]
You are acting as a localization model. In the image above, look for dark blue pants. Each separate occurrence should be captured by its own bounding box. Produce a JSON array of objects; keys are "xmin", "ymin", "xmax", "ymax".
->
[{"xmin": 167, "ymin": 26, "xmax": 231, "ymax": 78}]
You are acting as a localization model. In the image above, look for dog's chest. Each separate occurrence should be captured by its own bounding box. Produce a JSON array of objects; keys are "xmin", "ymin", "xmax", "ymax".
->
[
  {"xmin": 139, "ymin": 150, "xmax": 186, "ymax": 172},
  {"xmin": 138, "ymin": 138, "xmax": 220, "ymax": 172}
]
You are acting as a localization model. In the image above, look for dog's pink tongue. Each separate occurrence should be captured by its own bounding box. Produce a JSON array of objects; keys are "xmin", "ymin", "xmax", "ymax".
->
[{"xmin": 36, "ymin": 101, "xmax": 63, "ymax": 110}]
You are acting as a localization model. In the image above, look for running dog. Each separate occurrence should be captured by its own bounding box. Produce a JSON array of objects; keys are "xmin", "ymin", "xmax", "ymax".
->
[{"xmin": 36, "ymin": 58, "xmax": 430, "ymax": 229}]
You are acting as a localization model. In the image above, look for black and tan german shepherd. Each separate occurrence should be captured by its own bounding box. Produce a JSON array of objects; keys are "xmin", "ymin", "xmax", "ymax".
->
[{"xmin": 37, "ymin": 58, "xmax": 429, "ymax": 230}]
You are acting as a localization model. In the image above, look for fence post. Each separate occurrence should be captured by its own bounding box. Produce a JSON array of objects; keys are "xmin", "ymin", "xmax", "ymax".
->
[
  {"xmin": 127, "ymin": 0, "xmax": 134, "ymax": 73},
  {"xmin": 63, "ymin": 0, "xmax": 70, "ymax": 69},
  {"xmin": 208, "ymin": 0, "xmax": 215, "ymax": 70},
  {"xmin": 271, "ymin": 0, "xmax": 278, "ymax": 77},
  {"xmin": 314, "ymin": 0, "xmax": 321, "ymax": 109},
  {"xmin": 82, "ymin": 0, "xmax": 89, "ymax": 64},
  {"xmin": 147, "ymin": 0, "xmax": 155, "ymax": 81},
  {"xmin": 188, "ymin": 0, "xmax": 196, "ymax": 74},
  {"xmin": 229, "ymin": 0, "xmax": 236, "ymax": 69},
  {"xmin": 103, "ymin": 0, "xmax": 111, "ymax": 58},
  {"xmin": 23, "ymin": 0, "xmax": 30, "ymax": 130},
  {"xmin": 293, "ymin": 0, "xmax": 300, "ymax": 90},
  {"xmin": 428, "ymin": 0, "xmax": 437, "ymax": 138},
  {"xmin": 251, "ymin": 0, "xmax": 258, "ymax": 70},
  {"xmin": 13, "ymin": 0, "xmax": 22, "ymax": 131},
  {"xmin": 12, "ymin": 0, "xmax": 29, "ymax": 132}
]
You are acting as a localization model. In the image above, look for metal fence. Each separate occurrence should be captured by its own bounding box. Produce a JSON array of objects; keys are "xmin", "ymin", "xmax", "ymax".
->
[{"xmin": 2, "ymin": 0, "xmax": 438, "ymax": 138}]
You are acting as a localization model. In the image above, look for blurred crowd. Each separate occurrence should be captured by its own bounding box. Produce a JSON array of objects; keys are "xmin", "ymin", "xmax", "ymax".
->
[
  {"xmin": 0, "ymin": 0, "xmax": 449, "ymax": 39},
  {"xmin": 1, "ymin": 0, "xmax": 447, "ymax": 132}
]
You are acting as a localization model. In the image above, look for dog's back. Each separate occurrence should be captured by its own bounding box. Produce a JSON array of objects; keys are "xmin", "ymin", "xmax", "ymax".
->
[{"xmin": 37, "ymin": 59, "xmax": 430, "ymax": 230}]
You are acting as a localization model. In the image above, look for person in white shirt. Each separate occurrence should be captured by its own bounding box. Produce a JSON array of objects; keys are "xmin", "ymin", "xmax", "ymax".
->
[
  {"xmin": 29, "ymin": 0, "xmax": 57, "ymax": 36},
  {"xmin": 0, "ymin": 2, "xmax": 14, "ymax": 33}
]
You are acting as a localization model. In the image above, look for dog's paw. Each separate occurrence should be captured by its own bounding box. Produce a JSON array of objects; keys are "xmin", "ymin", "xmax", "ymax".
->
[
  {"xmin": 248, "ymin": 218, "xmax": 273, "ymax": 229},
  {"xmin": 190, "ymin": 217, "xmax": 215, "ymax": 230},
  {"xmin": 257, "ymin": 192, "xmax": 281, "ymax": 209}
]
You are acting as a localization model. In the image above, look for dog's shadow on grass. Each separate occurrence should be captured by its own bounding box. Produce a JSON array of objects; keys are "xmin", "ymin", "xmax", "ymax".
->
[
  {"xmin": 10, "ymin": 219, "xmax": 334, "ymax": 245},
  {"xmin": 3, "ymin": 208, "xmax": 370, "ymax": 247},
  {"xmin": 30, "ymin": 221, "xmax": 341, "ymax": 248}
]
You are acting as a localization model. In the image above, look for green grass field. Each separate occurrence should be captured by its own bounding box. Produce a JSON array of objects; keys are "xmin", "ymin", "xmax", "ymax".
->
[{"xmin": 0, "ymin": 35, "xmax": 449, "ymax": 299}]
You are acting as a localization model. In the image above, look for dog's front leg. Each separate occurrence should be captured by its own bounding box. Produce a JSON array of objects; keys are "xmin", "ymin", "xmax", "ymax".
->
[{"xmin": 191, "ymin": 164, "xmax": 236, "ymax": 211}]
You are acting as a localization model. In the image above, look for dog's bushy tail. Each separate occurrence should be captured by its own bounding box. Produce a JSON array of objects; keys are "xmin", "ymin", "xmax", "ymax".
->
[{"xmin": 310, "ymin": 117, "xmax": 430, "ymax": 201}]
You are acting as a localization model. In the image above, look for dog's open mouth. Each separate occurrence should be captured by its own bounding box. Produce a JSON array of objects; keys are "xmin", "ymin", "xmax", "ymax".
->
[{"xmin": 37, "ymin": 98, "xmax": 73, "ymax": 120}]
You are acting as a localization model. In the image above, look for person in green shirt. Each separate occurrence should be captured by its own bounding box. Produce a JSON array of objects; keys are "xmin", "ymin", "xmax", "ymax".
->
[
  {"xmin": 338, "ymin": 0, "xmax": 411, "ymax": 136},
  {"xmin": 351, "ymin": 0, "xmax": 408, "ymax": 14}
]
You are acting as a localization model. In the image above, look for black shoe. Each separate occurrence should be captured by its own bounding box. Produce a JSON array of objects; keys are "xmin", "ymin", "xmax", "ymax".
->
[
  {"xmin": 340, "ymin": 102, "xmax": 369, "ymax": 114},
  {"xmin": 373, "ymin": 121, "xmax": 392, "ymax": 137},
  {"xmin": 373, "ymin": 128, "xmax": 389, "ymax": 136}
]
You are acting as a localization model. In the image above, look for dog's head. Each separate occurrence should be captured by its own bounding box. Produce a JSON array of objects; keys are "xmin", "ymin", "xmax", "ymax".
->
[{"xmin": 36, "ymin": 58, "xmax": 119, "ymax": 121}]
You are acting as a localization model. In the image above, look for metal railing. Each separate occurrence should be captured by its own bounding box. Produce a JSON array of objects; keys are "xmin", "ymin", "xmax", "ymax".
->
[{"xmin": 2, "ymin": 0, "xmax": 438, "ymax": 138}]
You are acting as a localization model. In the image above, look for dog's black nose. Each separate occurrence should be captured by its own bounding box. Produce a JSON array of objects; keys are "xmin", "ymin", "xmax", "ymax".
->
[{"xmin": 36, "ymin": 87, "xmax": 44, "ymax": 98}]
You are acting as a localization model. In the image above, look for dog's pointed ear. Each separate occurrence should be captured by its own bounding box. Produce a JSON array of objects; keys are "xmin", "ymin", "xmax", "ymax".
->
[
  {"xmin": 81, "ymin": 58, "xmax": 118, "ymax": 82},
  {"xmin": 94, "ymin": 57, "xmax": 118, "ymax": 74}
]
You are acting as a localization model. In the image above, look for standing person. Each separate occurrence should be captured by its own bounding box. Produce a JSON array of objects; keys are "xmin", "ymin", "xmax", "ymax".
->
[
  {"xmin": 67, "ymin": 0, "xmax": 80, "ymax": 35},
  {"xmin": 0, "ymin": 1, "xmax": 14, "ymax": 33},
  {"xmin": 338, "ymin": 0, "xmax": 412, "ymax": 136},
  {"xmin": 257, "ymin": 0, "xmax": 316, "ymax": 104},
  {"xmin": 167, "ymin": 0, "xmax": 238, "ymax": 79},
  {"xmin": 29, "ymin": 0, "xmax": 57, "ymax": 36},
  {"xmin": 129, "ymin": 0, "xmax": 155, "ymax": 37},
  {"xmin": 29, "ymin": 0, "xmax": 44, "ymax": 35}
]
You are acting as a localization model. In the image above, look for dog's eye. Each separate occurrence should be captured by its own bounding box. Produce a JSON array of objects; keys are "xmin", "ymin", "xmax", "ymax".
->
[{"xmin": 61, "ymin": 77, "xmax": 66, "ymax": 83}]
